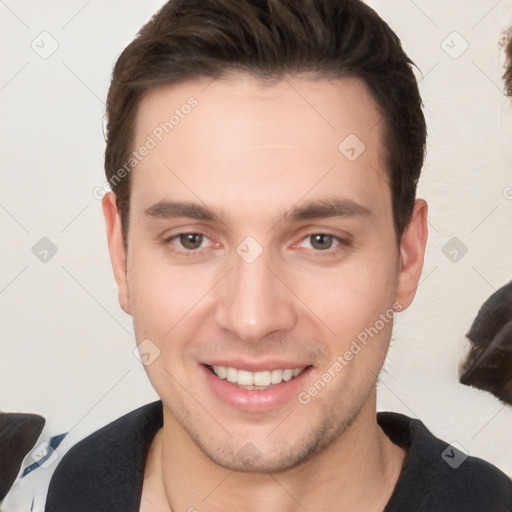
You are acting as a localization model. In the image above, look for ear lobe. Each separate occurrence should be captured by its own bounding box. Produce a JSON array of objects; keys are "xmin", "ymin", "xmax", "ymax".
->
[
  {"xmin": 102, "ymin": 192, "xmax": 131, "ymax": 315},
  {"xmin": 395, "ymin": 199, "xmax": 428, "ymax": 311}
]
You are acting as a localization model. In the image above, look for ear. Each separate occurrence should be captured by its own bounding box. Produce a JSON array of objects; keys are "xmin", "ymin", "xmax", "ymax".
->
[
  {"xmin": 395, "ymin": 198, "xmax": 428, "ymax": 310},
  {"xmin": 102, "ymin": 192, "xmax": 131, "ymax": 315}
]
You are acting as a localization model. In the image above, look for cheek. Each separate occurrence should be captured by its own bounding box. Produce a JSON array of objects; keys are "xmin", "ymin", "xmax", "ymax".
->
[
  {"xmin": 127, "ymin": 252, "xmax": 210, "ymax": 340},
  {"xmin": 291, "ymin": 251, "xmax": 398, "ymax": 338},
  {"xmin": 127, "ymin": 259, "xmax": 212, "ymax": 391}
]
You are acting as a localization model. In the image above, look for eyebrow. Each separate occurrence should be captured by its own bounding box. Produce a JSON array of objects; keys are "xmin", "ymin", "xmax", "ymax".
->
[
  {"xmin": 144, "ymin": 197, "xmax": 371, "ymax": 225},
  {"xmin": 285, "ymin": 197, "xmax": 371, "ymax": 222},
  {"xmin": 145, "ymin": 201, "xmax": 221, "ymax": 222}
]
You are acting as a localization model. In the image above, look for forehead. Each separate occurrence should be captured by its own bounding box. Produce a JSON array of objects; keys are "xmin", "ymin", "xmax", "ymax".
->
[
  {"xmin": 130, "ymin": 73, "xmax": 390, "ymax": 221},
  {"xmin": 135, "ymin": 73, "xmax": 384, "ymax": 150}
]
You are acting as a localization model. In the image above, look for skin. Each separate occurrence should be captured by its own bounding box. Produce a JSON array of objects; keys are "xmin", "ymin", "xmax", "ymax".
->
[{"xmin": 103, "ymin": 73, "xmax": 428, "ymax": 511}]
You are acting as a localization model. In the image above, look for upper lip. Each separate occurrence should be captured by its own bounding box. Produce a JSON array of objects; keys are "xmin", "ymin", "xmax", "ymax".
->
[{"xmin": 203, "ymin": 360, "xmax": 312, "ymax": 372}]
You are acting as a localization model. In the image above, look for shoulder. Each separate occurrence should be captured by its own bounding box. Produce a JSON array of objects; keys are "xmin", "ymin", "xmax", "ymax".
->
[
  {"xmin": 44, "ymin": 401, "xmax": 163, "ymax": 512},
  {"xmin": 378, "ymin": 412, "xmax": 512, "ymax": 512}
]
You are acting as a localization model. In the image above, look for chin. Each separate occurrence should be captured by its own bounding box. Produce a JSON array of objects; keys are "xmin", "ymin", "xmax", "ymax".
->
[
  {"xmin": 204, "ymin": 445, "xmax": 312, "ymax": 474},
  {"xmin": 190, "ymin": 414, "xmax": 349, "ymax": 474}
]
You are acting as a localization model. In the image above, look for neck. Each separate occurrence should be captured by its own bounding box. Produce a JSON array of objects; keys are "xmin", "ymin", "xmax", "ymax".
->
[{"xmin": 142, "ymin": 393, "xmax": 406, "ymax": 512}]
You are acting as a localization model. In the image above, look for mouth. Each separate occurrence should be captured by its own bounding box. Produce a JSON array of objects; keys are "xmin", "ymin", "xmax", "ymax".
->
[
  {"xmin": 205, "ymin": 364, "xmax": 309, "ymax": 390},
  {"xmin": 201, "ymin": 361, "xmax": 314, "ymax": 412}
]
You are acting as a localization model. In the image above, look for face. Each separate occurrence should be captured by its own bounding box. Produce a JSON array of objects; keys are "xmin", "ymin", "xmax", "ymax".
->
[{"xmin": 104, "ymin": 73, "xmax": 427, "ymax": 472}]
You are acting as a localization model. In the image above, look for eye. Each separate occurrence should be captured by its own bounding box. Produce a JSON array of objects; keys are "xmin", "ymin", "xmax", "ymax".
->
[
  {"xmin": 299, "ymin": 233, "xmax": 345, "ymax": 251},
  {"xmin": 164, "ymin": 232, "xmax": 216, "ymax": 256},
  {"xmin": 176, "ymin": 233, "xmax": 205, "ymax": 250},
  {"xmin": 303, "ymin": 234, "xmax": 338, "ymax": 251},
  {"xmin": 291, "ymin": 232, "xmax": 352, "ymax": 257}
]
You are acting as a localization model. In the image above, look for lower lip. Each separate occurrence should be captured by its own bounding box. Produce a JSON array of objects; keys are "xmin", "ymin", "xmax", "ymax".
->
[{"xmin": 201, "ymin": 365, "xmax": 313, "ymax": 412}]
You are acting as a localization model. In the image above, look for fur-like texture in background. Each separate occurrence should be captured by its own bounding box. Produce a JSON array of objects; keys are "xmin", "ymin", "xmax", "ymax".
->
[
  {"xmin": 459, "ymin": 281, "xmax": 512, "ymax": 406},
  {"xmin": 504, "ymin": 31, "xmax": 512, "ymax": 96}
]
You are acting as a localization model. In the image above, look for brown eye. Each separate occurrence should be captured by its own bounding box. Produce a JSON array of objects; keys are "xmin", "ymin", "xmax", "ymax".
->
[
  {"xmin": 179, "ymin": 233, "xmax": 204, "ymax": 250},
  {"xmin": 309, "ymin": 234, "xmax": 334, "ymax": 250}
]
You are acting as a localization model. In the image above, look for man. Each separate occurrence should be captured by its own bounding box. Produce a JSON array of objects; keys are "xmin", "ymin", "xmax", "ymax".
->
[{"xmin": 44, "ymin": 0, "xmax": 512, "ymax": 511}]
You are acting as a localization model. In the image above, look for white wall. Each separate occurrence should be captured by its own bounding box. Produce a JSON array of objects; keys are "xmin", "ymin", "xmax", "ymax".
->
[{"xmin": 1, "ymin": 0, "xmax": 511, "ymax": 474}]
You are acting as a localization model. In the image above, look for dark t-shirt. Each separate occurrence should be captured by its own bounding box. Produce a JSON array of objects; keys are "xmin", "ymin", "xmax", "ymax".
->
[{"xmin": 45, "ymin": 401, "xmax": 512, "ymax": 511}]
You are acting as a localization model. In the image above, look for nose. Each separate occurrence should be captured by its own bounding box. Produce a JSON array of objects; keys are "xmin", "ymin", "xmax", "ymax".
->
[{"xmin": 214, "ymin": 245, "xmax": 298, "ymax": 343}]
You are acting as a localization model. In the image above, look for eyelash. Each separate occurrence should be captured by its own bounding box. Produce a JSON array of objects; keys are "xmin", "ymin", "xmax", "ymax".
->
[{"xmin": 162, "ymin": 232, "xmax": 351, "ymax": 258}]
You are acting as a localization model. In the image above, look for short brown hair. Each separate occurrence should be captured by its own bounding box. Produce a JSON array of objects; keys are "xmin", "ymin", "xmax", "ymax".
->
[{"xmin": 104, "ymin": 0, "xmax": 426, "ymax": 247}]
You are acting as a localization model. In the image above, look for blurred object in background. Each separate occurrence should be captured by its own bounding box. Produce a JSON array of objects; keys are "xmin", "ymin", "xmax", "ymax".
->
[
  {"xmin": 0, "ymin": 413, "xmax": 44, "ymax": 501},
  {"xmin": 500, "ymin": 24, "xmax": 512, "ymax": 96},
  {"xmin": 459, "ymin": 281, "xmax": 512, "ymax": 405}
]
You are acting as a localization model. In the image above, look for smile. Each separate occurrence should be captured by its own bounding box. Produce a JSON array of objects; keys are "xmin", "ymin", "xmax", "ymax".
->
[
  {"xmin": 208, "ymin": 365, "xmax": 306, "ymax": 389},
  {"xmin": 202, "ymin": 362, "xmax": 313, "ymax": 411}
]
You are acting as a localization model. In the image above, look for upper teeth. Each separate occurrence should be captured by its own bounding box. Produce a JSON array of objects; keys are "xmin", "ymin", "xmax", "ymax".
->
[{"xmin": 212, "ymin": 366, "xmax": 305, "ymax": 387}]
